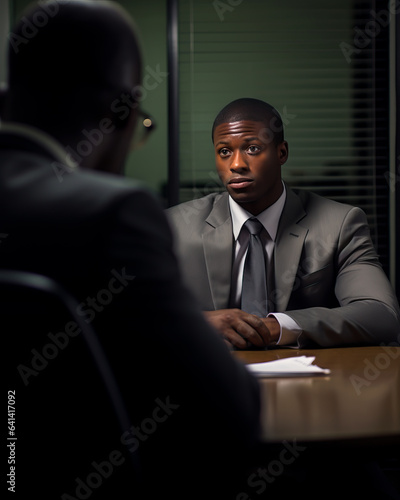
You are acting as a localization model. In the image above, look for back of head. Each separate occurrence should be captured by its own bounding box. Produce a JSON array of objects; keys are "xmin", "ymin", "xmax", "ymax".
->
[
  {"xmin": 212, "ymin": 97, "xmax": 284, "ymax": 145},
  {"xmin": 4, "ymin": 0, "xmax": 142, "ymax": 132}
]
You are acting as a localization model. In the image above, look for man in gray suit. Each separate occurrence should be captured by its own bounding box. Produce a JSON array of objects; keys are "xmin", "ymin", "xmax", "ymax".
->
[
  {"xmin": 1, "ymin": 4, "xmax": 260, "ymax": 498},
  {"xmin": 167, "ymin": 98, "xmax": 400, "ymax": 349}
]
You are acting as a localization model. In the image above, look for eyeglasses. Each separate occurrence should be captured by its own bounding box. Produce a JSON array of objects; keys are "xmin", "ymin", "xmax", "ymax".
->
[{"xmin": 131, "ymin": 109, "xmax": 156, "ymax": 149}]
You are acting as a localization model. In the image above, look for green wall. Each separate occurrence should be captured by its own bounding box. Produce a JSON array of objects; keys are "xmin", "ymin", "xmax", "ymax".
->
[{"xmin": 116, "ymin": 0, "xmax": 168, "ymax": 201}]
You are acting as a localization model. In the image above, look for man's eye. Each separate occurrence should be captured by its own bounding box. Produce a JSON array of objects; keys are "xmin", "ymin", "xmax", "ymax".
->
[
  {"xmin": 219, "ymin": 148, "xmax": 231, "ymax": 157},
  {"xmin": 247, "ymin": 145, "xmax": 261, "ymax": 155}
]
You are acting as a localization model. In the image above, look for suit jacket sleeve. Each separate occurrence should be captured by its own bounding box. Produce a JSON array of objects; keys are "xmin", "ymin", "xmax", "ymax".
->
[
  {"xmin": 97, "ymin": 189, "xmax": 260, "ymax": 482},
  {"xmin": 285, "ymin": 206, "xmax": 400, "ymax": 347}
]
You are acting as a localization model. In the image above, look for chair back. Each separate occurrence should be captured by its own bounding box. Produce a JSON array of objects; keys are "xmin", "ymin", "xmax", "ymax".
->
[{"xmin": 2, "ymin": 270, "xmax": 139, "ymax": 498}]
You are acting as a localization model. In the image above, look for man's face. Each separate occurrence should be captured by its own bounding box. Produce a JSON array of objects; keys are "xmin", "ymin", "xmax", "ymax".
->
[{"xmin": 213, "ymin": 120, "xmax": 288, "ymax": 215}]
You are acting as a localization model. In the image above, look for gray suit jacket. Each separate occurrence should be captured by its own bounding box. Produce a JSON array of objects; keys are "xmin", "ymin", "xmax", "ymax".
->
[{"xmin": 167, "ymin": 189, "xmax": 400, "ymax": 347}]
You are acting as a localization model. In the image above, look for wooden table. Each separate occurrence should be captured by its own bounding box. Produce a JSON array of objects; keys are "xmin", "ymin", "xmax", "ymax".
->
[{"xmin": 234, "ymin": 346, "xmax": 400, "ymax": 446}]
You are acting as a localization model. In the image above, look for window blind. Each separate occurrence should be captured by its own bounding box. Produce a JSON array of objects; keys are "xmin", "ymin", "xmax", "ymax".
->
[{"xmin": 177, "ymin": 0, "xmax": 391, "ymax": 274}]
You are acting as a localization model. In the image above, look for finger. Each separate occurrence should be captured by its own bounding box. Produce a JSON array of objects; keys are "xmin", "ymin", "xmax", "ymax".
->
[
  {"xmin": 246, "ymin": 315, "xmax": 272, "ymax": 345},
  {"xmin": 222, "ymin": 328, "xmax": 249, "ymax": 350},
  {"xmin": 235, "ymin": 315, "xmax": 271, "ymax": 347},
  {"xmin": 234, "ymin": 322, "xmax": 264, "ymax": 347}
]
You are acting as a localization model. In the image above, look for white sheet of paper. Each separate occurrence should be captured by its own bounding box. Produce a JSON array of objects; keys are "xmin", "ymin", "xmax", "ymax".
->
[{"xmin": 245, "ymin": 356, "xmax": 331, "ymax": 377}]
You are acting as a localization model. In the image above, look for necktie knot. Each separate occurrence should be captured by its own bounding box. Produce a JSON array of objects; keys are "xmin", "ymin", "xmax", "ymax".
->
[{"xmin": 245, "ymin": 218, "xmax": 263, "ymax": 236}]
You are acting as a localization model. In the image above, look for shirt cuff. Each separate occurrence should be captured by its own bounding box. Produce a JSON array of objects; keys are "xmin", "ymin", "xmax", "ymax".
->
[{"xmin": 268, "ymin": 313, "xmax": 302, "ymax": 346}]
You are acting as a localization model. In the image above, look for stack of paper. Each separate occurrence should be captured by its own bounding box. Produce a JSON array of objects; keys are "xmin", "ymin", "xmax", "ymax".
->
[{"xmin": 246, "ymin": 356, "xmax": 331, "ymax": 378}]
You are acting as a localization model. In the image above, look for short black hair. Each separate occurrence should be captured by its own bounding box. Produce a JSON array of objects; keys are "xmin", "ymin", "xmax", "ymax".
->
[
  {"xmin": 6, "ymin": 0, "xmax": 142, "ymax": 129},
  {"xmin": 212, "ymin": 98, "xmax": 284, "ymax": 145}
]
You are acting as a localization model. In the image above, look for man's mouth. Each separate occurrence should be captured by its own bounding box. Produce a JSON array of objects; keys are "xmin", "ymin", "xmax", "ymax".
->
[{"xmin": 228, "ymin": 177, "xmax": 254, "ymax": 189}]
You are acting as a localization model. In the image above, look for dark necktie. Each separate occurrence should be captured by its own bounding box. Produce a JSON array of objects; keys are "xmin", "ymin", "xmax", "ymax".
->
[{"xmin": 241, "ymin": 218, "xmax": 268, "ymax": 317}]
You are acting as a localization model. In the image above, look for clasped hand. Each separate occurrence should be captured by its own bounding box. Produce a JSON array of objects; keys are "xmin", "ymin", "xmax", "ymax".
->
[{"xmin": 203, "ymin": 308, "xmax": 280, "ymax": 349}]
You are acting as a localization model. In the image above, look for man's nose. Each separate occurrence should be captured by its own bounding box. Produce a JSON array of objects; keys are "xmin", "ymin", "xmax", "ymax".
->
[{"xmin": 230, "ymin": 150, "xmax": 247, "ymax": 171}]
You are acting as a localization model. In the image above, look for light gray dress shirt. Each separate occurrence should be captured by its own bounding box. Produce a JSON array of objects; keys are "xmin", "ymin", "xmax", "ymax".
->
[{"xmin": 228, "ymin": 183, "xmax": 302, "ymax": 345}]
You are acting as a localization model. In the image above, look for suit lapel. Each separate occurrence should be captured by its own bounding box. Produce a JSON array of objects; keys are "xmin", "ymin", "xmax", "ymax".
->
[
  {"xmin": 201, "ymin": 189, "xmax": 309, "ymax": 312},
  {"xmin": 274, "ymin": 188, "xmax": 308, "ymax": 311},
  {"xmin": 202, "ymin": 193, "xmax": 233, "ymax": 309}
]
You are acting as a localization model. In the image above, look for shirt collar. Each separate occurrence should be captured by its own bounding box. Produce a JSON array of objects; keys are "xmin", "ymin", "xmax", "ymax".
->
[
  {"xmin": 0, "ymin": 121, "xmax": 77, "ymax": 170},
  {"xmin": 229, "ymin": 181, "xmax": 287, "ymax": 242}
]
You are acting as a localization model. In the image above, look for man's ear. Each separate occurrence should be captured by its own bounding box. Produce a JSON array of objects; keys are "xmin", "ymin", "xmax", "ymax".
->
[{"xmin": 278, "ymin": 140, "xmax": 289, "ymax": 165}]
